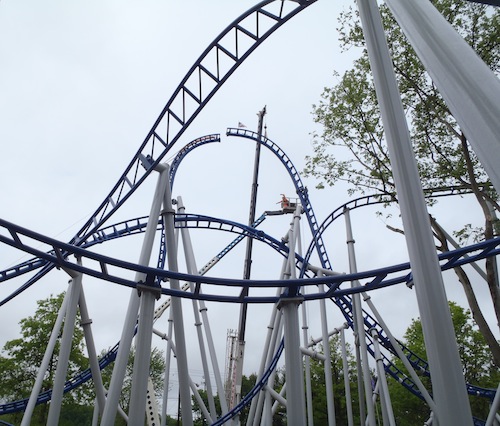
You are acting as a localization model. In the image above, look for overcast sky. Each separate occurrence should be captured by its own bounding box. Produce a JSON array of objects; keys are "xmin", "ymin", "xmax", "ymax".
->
[{"xmin": 0, "ymin": 0, "xmax": 495, "ymax": 417}]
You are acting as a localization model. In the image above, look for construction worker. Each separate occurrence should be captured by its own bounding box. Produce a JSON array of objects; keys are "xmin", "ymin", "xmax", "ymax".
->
[{"xmin": 279, "ymin": 194, "xmax": 289, "ymax": 209}]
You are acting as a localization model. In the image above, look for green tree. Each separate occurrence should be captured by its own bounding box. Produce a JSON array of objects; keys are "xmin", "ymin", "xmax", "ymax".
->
[
  {"xmin": 0, "ymin": 293, "xmax": 169, "ymax": 426},
  {"xmin": 191, "ymin": 372, "xmax": 284, "ymax": 425},
  {"xmin": 305, "ymin": 0, "xmax": 500, "ymax": 364},
  {"xmin": 389, "ymin": 302, "xmax": 499, "ymax": 424},
  {"xmin": 308, "ymin": 334, "xmax": 360, "ymax": 425},
  {"xmin": 192, "ymin": 389, "xmax": 222, "ymax": 426},
  {"xmin": 99, "ymin": 346, "xmax": 166, "ymax": 425},
  {"xmin": 0, "ymin": 293, "xmax": 90, "ymax": 425}
]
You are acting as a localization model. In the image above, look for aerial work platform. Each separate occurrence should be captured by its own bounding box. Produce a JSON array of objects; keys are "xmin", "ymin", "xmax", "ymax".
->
[{"xmin": 265, "ymin": 194, "xmax": 300, "ymax": 215}]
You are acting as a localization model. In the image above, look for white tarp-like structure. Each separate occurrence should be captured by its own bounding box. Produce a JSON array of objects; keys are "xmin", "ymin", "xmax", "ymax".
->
[
  {"xmin": 385, "ymin": 0, "xmax": 500, "ymax": 193},
  {"xmin": 357, "ymin": 0, "xmax": 500, "ymax": 424}
]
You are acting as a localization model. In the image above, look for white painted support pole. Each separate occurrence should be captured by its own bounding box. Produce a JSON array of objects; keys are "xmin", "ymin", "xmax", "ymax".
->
[
  {"xmin": 177, "ymin": 196, "xmax": 219, "ymax": 420},
  {"xmin": 280, "ymin": 297, "xmax": 306, "ymax": 426},
  {"xmin": 485, "ymin": 382, "xmax": 500, "ymax": 426},
  {"xmin": 161, "ymin": 164, "xmax": 193, "ymax": 426},
  {"xmin": 370, "ymin": 328, "xmax": 396, "ymax": 426},
  {"xmin": 297, "ymin": 208, "xmax": 314, "ymax": 425},
  {"xmin": 160, "ymin": 310, "xmax": 174, "ymax": 426},
  {"xmin": 92, "ymin": 397, "xmax": 99, "ymax": 426},
  {"xmin": 281, "ymin": 205, "xmax": 307, "ymax": 425},
  {"xmin": 78, "ymin": 287, "xmax": 107, "ymax": 414},
  {"xmin": 356, "ymin": 0, "xmax": 472, "ymax": 423},
  {"xmin": 101, "ymin": 163, "xmax": 169, "ymax": 426},
  {"xmin": 127, "ymin": 283, "xmax": 158, "ymax": 423},
  {"xmin": 340, "ymin": 326, "xmax": 354, "ymax": 426},
  {"xmin": 21, "ymin": 291, "xmax": 69, "ymax": 426},
  {"xmin": 362, "ymin": 293, "xmax": 436, "ymax": 411},
  {"xmin": 271, "ymin": 383, "xmax": 287, "ymax": 414},
  {"xmin": 46, "ymin": 271, "xmax": 83, "ymax": 425},
  {"xmin": 344, "ymin": 208, "xmax": 376, "ymax": 425},
  {"xmin": 249, "ymin": 290, "xmax": 283, "ymax": 426},
  {"xmin": 301, "ymin": 298, "xmax": 314, "ymax": 426},
  {"xmin": 384, "ymin": 0, "xmax": 500, "ymax": 193},
  {"xmin": 318, "ymin": 279, "xmax": 337, "ymax": 426},
  {"xmin": 129, "ymin": 166, "xmax": 171, "ymax": 423}
]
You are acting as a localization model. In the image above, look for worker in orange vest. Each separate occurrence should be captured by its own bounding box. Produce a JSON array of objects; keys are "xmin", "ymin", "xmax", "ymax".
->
[{"xmin": 279, "ymin": 194, "xmax": 289, "ymax": 209}]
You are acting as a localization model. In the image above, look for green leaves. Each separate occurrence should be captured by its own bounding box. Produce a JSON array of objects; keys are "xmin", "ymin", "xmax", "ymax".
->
[
  {"xmin": 0, "ymin": 293, "xmax": 90, "ymax": 424},
  {"xmin": 306, "ymin": 0, "xmax": 499, "ymax": 198},
  {"xmin": 389, "ymin": 302, "xmax": 499, "ymax": 422}
]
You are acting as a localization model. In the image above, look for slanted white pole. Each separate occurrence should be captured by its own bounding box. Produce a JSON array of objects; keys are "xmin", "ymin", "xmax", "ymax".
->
[
  {"xmin": 177, "ymin": 196, "xmax": 218, "ymax": 420},
  {"xmin": 78, "ymin": 287, "xmax": 107, "ymax": 415},
  {"xmin": 46, "ymin": 270, "xmax": 83, "ymax": 425},
  {"xmin": 21, "ymin": 291, "xmax": 69, "ymax": 426},
  {"xmin": 384, "ymin": 0, "xmax": 500, "ymax": 193},
  {"xmin": 101, "ymin": 162, "xmax": 169, "ymax": 426},
  {"xmin": 248, "ymin": 290, "xmax": 283, "ymax": 426},
  {"xmin": 356, "ymin": 0, "xmax": 473, "ymax": 423},
  {"xmin": 344, "ymin": 208, "xmax": 376, "ymax": 425},
  {"xmin": 370, "ymin": 328, "xmax": 396, "ymax": 426},
  {"xmin": 161, "ymin": 164, "xmax": 193, "ymax": 426},
  {"xmin": 340, "ymin": 326, "xmax": 354, "ymax": 426},
  {"xmin": 280, "ymin": 204, "xmax": 306, "ymax": 426}
]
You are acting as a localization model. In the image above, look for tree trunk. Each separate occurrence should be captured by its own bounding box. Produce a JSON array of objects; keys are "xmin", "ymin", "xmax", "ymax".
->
[
  {"xmin": 430, "ymin": 216, "xmax": 500, "ymax": 366},
  {"xmin": 460, "ymin": 132, "xmax": 500, "ymax": 330}
]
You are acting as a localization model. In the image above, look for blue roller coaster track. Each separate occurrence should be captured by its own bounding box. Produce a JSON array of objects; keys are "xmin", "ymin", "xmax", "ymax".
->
[{"xmin": 0, "ymin": 0, "xmax": 498, "ymax": 424}]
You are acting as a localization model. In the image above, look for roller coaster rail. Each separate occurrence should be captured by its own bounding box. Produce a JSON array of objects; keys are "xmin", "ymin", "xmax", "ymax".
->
[
  {"xmin": 1, "ymin": 216, "xmax": 499, "ymax": 303},
  {"xmin": 1, "ymin": 215, "xmax": 497, "ymax": 417},
  {"xmin": 2, "ymin": 0, "xmax": 500, "ymax": 424},
  {"xmin": 1, "ymin": 0, "xmax": 318, "ymax": 305},
  {"xmin": 1, "ymin": 143, "xmax": 498, "ymax": 420}
]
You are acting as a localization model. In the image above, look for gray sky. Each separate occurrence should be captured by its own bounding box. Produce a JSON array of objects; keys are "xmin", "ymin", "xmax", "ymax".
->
[{"xmin": 0, "ymin": 0, "xmax": 495, "ymax": 417}]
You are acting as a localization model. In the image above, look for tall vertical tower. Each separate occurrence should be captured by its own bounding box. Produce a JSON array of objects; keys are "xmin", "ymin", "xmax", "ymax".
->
[{"xmin": 224, "ymin": 329, "xmax": 239, "ymax": 409}]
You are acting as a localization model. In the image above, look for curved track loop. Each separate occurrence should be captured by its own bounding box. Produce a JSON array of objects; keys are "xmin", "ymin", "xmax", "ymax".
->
[
  {"xmin": 303, "ymin": 186, "xmax": 481, "ymax": 266},
  {"xmin": 225, "ymin": 128, "xmax": 497, "ymax": 403},
  {"xmin": 0, "ymin": 212, "xmax": 281, "ymax": 416},
  {"xmin": 0, "ymin": 133, "xmax": 221, "ymax": 287},
  {"xmin": 2, "ymin": 218, "xmax": 499, "ymax": 303},
  {"xmin": 0, "ymin": 0, "xmax": 318, "ymax": 303},
  {"xmin": 297, "ymin": 186, "xmax": 497, "ymax": 401},
  {"xmin": 73, "ymin": 0, "xmax": 317, "ymax": 245},
  {"xmin": 226, "ymin": 127, "xmax": 331, "ymax": 270},
  {"xmin": 1, "ymin": 220, "xmax": 498, "ymax": 415},
  {"xmin": 169, "ymin": 134, "xmax": 221, "ymax": 188},
  {"xmin": 0, "ymin": 0, "xmax": 497, "ymax": 420},
  {"xmin": 1, "ymin": 131, "xmax": 497, "ymax": 407}
]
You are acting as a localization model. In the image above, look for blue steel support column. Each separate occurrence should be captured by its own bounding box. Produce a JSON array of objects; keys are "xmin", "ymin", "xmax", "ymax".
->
[{"xmin": 356, "ymin": 0, "xmax": 472, "ymax": 423}]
